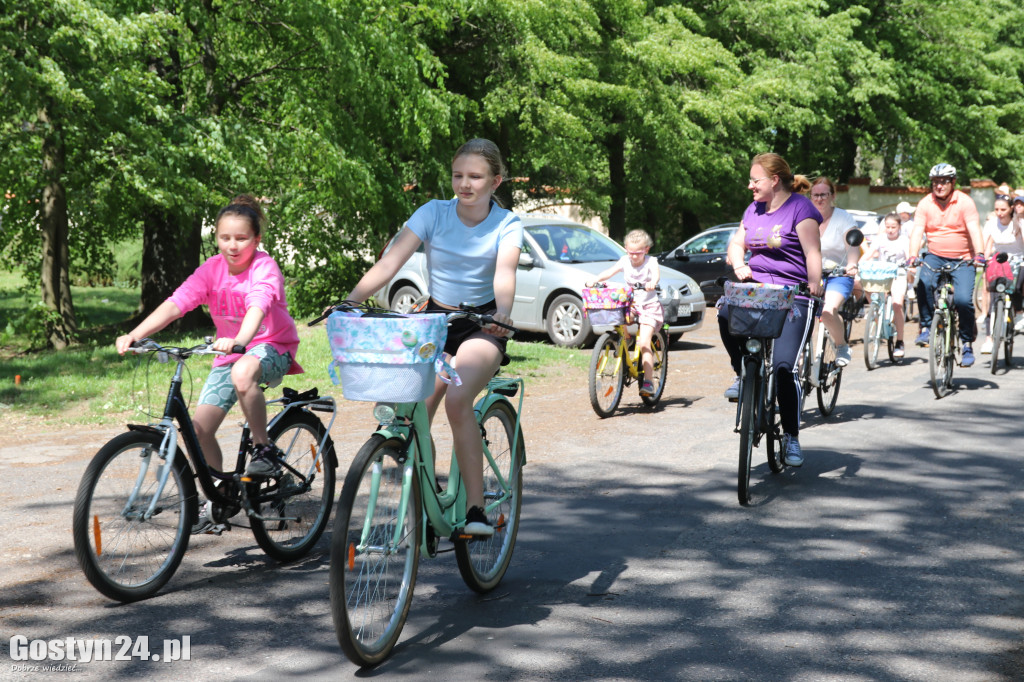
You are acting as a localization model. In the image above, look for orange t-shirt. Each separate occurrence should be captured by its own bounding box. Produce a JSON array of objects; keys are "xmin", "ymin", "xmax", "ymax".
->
[{"xmin": 916, "ymin": 190, "xmax": 979, "ymax": 259}]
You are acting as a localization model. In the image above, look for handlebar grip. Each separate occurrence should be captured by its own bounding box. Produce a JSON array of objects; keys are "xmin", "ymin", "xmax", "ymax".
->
[
  {"xmin": 480, "ymin": 315, "xmax": 520, "ymax": 334},
  {"xmin": 231, "ymin": 344, "xmax": 246, "ymax": 354},
  {"xmin": 307, "ymin": 300, "xmax": 359, "ymax": 326}
]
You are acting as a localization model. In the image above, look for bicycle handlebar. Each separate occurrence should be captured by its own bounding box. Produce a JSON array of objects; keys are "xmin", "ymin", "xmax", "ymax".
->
[
  {"xmin": 309, "ymin": 302, "xmax": 520, "ymax": 334},
  {"xmin": 128, "ymin": 338, "xmax": 246, "ymax": 358},
  {"xmin": 584, "ymin": 282, "xmax": 662, "ymax": 292}
]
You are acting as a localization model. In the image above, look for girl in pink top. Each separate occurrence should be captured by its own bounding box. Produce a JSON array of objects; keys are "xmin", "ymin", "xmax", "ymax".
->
[{"xmin": 115, "ymin": 195, "xmax": 300, "ymax": 481}]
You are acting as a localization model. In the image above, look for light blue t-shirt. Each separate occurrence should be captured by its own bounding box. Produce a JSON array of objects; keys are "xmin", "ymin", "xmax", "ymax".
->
[{"xmin": 406, "ymin": 198, "xmax": 524, "ymax": 306}]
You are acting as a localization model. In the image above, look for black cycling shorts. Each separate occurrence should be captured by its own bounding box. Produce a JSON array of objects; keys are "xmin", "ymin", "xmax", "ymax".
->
[{"xmin": 426, "ymin": 299, "xmax": 511, "ymax": 366}]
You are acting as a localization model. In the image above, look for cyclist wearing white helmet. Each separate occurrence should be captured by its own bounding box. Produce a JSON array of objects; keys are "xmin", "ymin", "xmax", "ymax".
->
[{"xmin": 908, "ymin": 163, "xmax": 984, "ymax": 367}]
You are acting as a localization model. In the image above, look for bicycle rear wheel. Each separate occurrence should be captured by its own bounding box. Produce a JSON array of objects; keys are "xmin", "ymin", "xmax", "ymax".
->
[
  {"xmin": 72, "ymin": 431, "xmax": 196, "ymax": 602},
  {"xmin": 640, "ymin": 329, "xmax": 669, "ymax": 406},
  {"xmin": 588, "ymin": 332, "xmax": 625, "ymax": 418},
  {"xmin": 863, "ymin": 300, "xmax": 881, "ymax": 370},
  {"xmin": 737, "ymin": 363, "xmax": 758, "ymax": 505},
  {"xmin": 455, "ymin": 399, "xmax": 525, "ymax": 592},
  {"xmin": 251, "ymin": 410, "xmax": 336, "ymax": 561},
  {"xmin": 330, "ymin": 435, "xmax": 420, "ymax": 667},
  {"xmin": 991, "ymin": 297, "xmax": 1005, "ymax": 375},
  {"xmin": 929, "ymin": 313, "xmax": 953, "ymax": 398},
  {"xmin": 816, "ymin": 332, "xmax": 843, "ymax": 416}
]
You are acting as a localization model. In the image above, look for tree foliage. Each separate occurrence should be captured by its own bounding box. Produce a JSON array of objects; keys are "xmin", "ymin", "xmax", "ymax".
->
[{"xmin": 3, "ymin": 0, "xmax": 1024, "ymax": 346}]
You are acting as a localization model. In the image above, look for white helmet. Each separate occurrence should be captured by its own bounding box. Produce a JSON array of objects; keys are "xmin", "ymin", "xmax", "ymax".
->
[
  {"xmin": 896, "ymin": 201, "xmax": 914, "ymax": 215},
  {"xmin": 929, "ymin": 163, "xmax": 956, "ymax": 179}
]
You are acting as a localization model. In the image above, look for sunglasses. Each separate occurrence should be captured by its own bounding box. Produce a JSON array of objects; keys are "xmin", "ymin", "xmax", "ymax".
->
[{"xmin": 995, "ymin": 194, "xmax": 1011, "ymax": 202}]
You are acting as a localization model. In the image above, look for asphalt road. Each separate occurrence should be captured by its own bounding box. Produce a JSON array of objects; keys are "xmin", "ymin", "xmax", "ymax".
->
[{"xmin": 2, "ymin": 320, "xmax": 1024, "ymax": 681}]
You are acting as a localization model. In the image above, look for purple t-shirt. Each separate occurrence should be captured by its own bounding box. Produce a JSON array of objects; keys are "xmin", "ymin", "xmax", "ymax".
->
[{"xmin": 742, "ymin": 193, "xmax": 822, "ymax": 286}]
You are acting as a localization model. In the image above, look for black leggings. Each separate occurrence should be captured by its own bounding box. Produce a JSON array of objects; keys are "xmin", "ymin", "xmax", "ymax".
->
[{"xmin": 719, "ymin": 297, "xmax": 814, "ymax": 437}]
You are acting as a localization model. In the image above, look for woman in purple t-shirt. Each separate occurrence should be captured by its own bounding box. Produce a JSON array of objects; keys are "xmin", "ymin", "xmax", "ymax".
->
[{"xmin": 720, "ymin": 153, "xmax": 823, "ymax": 467}]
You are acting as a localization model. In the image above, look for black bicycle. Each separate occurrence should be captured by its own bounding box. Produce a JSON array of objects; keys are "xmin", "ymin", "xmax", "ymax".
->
[{"xmin": 72, "ymin": 338, "xmax": 338, "ymax": 602}]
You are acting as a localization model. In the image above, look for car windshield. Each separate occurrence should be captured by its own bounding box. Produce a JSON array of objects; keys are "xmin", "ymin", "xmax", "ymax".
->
[{"xmin": 527, "ymin": 224, "xmax": 624, "ymax": 263}]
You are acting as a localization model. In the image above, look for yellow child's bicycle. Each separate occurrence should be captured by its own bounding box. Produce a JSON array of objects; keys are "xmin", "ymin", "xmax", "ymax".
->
[{"xmin": 583, "ymin": 284, "xmax": 669, "ymax": 418}]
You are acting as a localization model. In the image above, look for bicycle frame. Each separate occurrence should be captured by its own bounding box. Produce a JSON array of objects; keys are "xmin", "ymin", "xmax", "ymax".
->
[
  {"xmin": 359, "ymin": 376, "xmax": 525, "ymax": 559},
  {"xmin": 603, "ymin": 323, "xmax": 648, "ymax": 380},
  {"xmin": 128, "ymin": 350, "xmax": 337, "ymax": 519}
]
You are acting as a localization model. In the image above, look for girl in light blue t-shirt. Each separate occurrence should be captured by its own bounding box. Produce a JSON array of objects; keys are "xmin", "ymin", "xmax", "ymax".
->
[{"xmin": 346, "ymin": 139, "xmax": 523, "ymax": 536}]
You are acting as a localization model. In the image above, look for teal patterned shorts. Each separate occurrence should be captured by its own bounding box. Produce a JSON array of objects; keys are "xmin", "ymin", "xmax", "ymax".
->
[{"xmin": 198, "ymin": 343, "xmax": 292, "ymax": 412}]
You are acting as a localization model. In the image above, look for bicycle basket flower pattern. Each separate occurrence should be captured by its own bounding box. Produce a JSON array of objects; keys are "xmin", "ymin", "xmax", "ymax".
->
[
  {"xmin": 327, "ymin": 311, "xmax": 450, "ymax": 402},
  {"xmin": 722, "ymin": 282, "xmax": 796, "ymax": 338},
  {"xmin": 582, "ymin": 286, "xmax": 632, "ymax": 326}
]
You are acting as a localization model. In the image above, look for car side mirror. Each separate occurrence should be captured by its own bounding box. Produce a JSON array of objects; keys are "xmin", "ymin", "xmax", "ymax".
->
[
  {"xmin": 518, "ymin": 253, "xmax": 537, "ymax": 268},
  {"xmin": 673, "ymin": 248, "xmax": 689, "ymax": 261},
  {"xmin": 846, "ymin": 229, "xmax": 864, "ymax": 247}
]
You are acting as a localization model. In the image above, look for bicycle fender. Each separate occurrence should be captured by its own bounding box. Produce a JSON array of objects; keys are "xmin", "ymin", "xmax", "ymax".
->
[{"xmin": 127, "ymin": 424, "xmax": 165, "ymax": 438}]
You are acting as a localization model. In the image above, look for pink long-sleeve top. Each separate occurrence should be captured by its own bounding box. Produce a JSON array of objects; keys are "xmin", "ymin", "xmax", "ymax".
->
[{"xmin": 168, "ymin": 250, "xmax": 302, "ymax": 373}]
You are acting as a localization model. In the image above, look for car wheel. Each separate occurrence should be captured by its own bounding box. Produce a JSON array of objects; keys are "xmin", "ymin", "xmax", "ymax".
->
[
  {"xmin": 668, "ymin": 333, "xmax": 683, "ymax": 346},
  {"xmin": 545, "ymin": 293, "xmax": 593, "ymax": 347},
  {"xmin": 389, "ymin": 285, "xmax": 422, "ymax": 314}
]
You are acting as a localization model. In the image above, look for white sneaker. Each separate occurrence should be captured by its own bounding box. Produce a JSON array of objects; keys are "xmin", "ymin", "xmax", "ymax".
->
[
  {"xmin": 1015, "ymin": 315, "xmax": 1024, "ymax": 333},
  {"xmin": 724, "ymin": 376, "xmax": 741, "ymax": 401},
  {"xmin": 835, "ymin": 344, "xmax": 852, "ymax": 367},
  {"xmin": 783, "ymin": 435, "xmax": 804, "ymax": 467},
  {"xmin": 980, "ymin": 337, "xmax": 993, "ymax": 354}
]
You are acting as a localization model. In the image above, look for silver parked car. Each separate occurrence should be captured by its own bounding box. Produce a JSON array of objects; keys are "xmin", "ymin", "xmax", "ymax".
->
[{"xmin": 375, "ymin": 215, "xmax": 706, "ymax": 347}]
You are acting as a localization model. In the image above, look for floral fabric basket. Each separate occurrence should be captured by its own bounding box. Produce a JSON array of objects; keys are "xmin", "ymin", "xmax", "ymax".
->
[
  {"xmin": 582, "ymin": 286, "xmax": 632, "ymax": 326},
  {"xmin": 859, "ymin": 261, "xmax": 900, "ymax": 294},
  {"xmin": 722, "ymin": 281, "xmax": 796, "ymax": 339},
  {"xmin": 326, "ymin": 310, "xmax": 449, "ymax": 402}
]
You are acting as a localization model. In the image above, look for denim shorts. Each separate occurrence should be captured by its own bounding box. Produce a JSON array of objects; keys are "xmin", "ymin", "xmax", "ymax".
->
[
  {"xmin": 198, "ymin": 343, "xmax": 292, "ymax": 411},
  {"xmin": 825, "ymin": 275, "xmax": 854, "ymax": 299}
]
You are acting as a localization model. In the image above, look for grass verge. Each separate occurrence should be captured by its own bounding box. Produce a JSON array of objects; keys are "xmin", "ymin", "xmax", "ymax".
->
[{"xmin": 0, "ymin": 312, "xmax": 589, "ymax": 428}]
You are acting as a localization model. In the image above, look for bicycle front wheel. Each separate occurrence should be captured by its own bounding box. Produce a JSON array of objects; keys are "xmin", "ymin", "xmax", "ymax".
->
[
  {"xmin": 455, "ymin": 399, "xmax": 525, "ymax": 592},
  {"xmin": 990, "ymin": 297, "xmax": 1005, "ymax": 374},
  {"xmin": 588, "ymin": 332, "xmax": 625, "ymax": 418},
  {"xmin": 737, "ymin": 366, "xmax": 758, "ymax": 505},
  {"xmin": 640, "ymin": 329, "xmax": 669, "ymax": 407},
  {"xmin": 330, "ymin": 435, "xmax": 420, "ymax": 667},
  {"xmin": 863, "ymin": 301, "xmax": 882, "ymax": 370},
  {"xmin": 251, "ymin": 410, "xmax": 336, "ymax": 561},
  {"xmin": 72, "ymin": 431, "xmax": 196, "ymax": 602},
  {"xmin": 929, "ymin": 313, "xmax": 953, "ymax": 398},
  {"xmin": 816, "ymin": 333, "xmax": 843, "ymax": 417}
]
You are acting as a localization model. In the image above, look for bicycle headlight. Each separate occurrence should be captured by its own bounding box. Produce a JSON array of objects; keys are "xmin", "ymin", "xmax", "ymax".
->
[
  {"xmin": 745, "ymin": 338, "xmax": 762, "ymax": 354},
  {"xmin": 996, "ymin": 282, "xmax": 1006, "ymax": 293},
  {"xmin": 373, "ymin": 402, "xmax": 397, "ymax": 425}
]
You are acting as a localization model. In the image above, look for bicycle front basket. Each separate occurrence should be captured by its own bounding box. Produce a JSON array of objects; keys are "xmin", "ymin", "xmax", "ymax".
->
[
  {"xmin": 723, "ymin": 281, "xmax": 795, "ymax": 338},
  {"xmin": 859, "ymin": 261, "xmax": 899, "ymax": 294},
  {"xmin": 326, "ymin": 310, "xmax": 448, "ymax": 402}
]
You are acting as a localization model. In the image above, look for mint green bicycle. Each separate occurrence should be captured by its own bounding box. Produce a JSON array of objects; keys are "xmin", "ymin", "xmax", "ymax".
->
[{"xmin": 318, "ymin": 305, "xmax": 526, "ymax": 667}]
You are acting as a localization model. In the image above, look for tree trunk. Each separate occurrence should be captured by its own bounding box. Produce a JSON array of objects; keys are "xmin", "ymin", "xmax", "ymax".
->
[
  {"xmin": 38, "ymin": 107, "xmax": 76, "ymax": 349},
  {"xmin": 137, "ymin": 209, "xmax": 210, "ymax": 331},
  {"xmin": 606, "ymin": 128, "xmax": 627, "ymax": 243}
]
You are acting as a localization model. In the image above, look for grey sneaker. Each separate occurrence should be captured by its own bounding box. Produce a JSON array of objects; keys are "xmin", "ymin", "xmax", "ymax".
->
[
  {"xmin": 835, "ymin": 344, "xmax": 852, "ymax": 367},
  {"xmin": 246, "ymin": 443, "xmax": 283, "ymax": 477},
  {"xmin": 724, "ymin": 376, "xmax": 741, "ymax": 401},
  {"xmin": 783, "ymin": 435, "xmax": 804, "ymax": 467},
  {"xmin": 191, "ymin": 500, "xmax": 227, "ymax": 535}
]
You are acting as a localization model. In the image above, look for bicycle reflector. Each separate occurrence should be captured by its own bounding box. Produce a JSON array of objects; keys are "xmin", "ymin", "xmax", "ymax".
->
[
  {"xmin": 996, "ymin": 281, "xmax": 1007, "ymax": 293},
  {"xmin": 745, "ymin": 339, "xmax": 763, "ymax": 354},
  {"xmin": 373, "ymin": 402, "xmax": 397, "ymax": 425}
]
